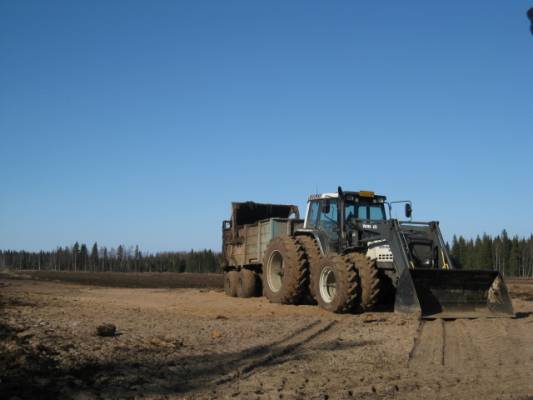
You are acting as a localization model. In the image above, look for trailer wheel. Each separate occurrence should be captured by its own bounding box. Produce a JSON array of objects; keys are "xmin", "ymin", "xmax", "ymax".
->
[
  {"xmin": 314, "ymin": 255, "xmax": 358, "ymax": 313},
  {"xmin": 224, "ymin": 271, "xmax": 239, "ymax": 297},
  {"xmin": 296, "ymin": 235, "xmax": 322, "ymax": 302},
  {"xmin": 348, "ymin": 253, "xmax": 380, "ymax": 312},
  {"xmin": 237, "ymin": 269, "xmax": 258, "ymax": 298},
  {"xmin": 262, "ymin": 236, "xmax": 308, "ymax": 304}
]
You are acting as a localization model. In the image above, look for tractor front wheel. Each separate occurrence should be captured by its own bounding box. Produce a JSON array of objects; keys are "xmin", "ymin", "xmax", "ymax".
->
[
  {"xmin": 314, "ymin": 255, "xmax": 358, "ymax": 313},
  {"xmin": 347, "ymin": 253, "xmax": 380, "ymax": 312}
]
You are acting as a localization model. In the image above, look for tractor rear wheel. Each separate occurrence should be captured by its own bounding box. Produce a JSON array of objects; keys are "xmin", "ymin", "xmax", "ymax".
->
[
  {"xmin": 348, "ymin": 253, "xmax": 380, "ymax": 312},
  {"xmin": 237, "ymin": 269, "xmax": 258, "ymax": 298},
  {"xmin": 262, "ymin": 236, "xmax": 308, "ymax": 304},
  {"xmin": 296, "ymin": 235, "xmax": 322, "ymax": 302},
  {"xmin": 314, "ymin": 255, "xmax": 358, "ymax": 313},
  {"xmin": 224, "ymin": 270, "xmax": 239, "ymax": 297}
]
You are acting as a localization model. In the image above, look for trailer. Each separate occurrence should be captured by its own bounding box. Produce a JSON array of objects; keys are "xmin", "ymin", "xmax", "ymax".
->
[{"xmin": 222, "ymin": 202, "xmax": 303, "ymax": 298}]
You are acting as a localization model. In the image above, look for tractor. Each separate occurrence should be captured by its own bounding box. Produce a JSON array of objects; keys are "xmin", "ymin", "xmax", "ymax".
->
[{"xmin": 222, "ymin": 188, "xmax": 513, "ymax": 318}]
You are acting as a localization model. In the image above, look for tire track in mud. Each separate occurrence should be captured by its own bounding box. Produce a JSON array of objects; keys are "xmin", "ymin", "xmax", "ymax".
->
[
  {"xmin": 407, "ymin": 317, "xmax": 533, "ymax": 399},
  {"xmin": 449, "ymin": 318, "xmax": 533, "ymax": 397},
  {"xmin": 408, "ymin": 319, "xmax": 445, "ymax": 368},
  {"xmin": 214, "ymin": 320, "xmax": 337, "ymax": 386},
  {"xmin": 409, "ymin": 319, "xmax": 510, "ymax": 369},
  {"xmin": 469, "ymin": 318, "xmax": 533, "ymax": 395},
  {"xmin": 442, "ymin": 320, "xmax": 480, "ymax": 370}
]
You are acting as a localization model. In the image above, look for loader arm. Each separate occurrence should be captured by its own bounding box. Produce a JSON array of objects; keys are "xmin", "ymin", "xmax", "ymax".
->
[{"xmin": 371, "ymin": 219, "xmax": 423, "ymax": 313}]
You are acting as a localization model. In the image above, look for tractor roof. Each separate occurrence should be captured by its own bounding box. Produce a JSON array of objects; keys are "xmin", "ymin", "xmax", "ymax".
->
[{"xmin": 308, "ymin": 191, "xmax": 386, "ymax": 202}]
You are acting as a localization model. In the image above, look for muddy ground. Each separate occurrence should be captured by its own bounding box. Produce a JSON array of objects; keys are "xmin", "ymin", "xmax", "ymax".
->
[{"xmin": 1, "ymin": 272, "xmax": 532, "ymax": 400}]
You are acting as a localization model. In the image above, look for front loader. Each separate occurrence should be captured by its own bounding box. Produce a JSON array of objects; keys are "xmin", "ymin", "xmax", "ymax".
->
[
  {"xmin": 355, "ymin": 218, "xmax": 513, "ymax": 318},
  {"xmin": 222, "ymin": 188, "xmax": 514, "ymax": 319}
]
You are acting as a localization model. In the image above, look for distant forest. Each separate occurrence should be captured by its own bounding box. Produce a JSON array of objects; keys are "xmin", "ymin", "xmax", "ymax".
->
[
  {"xmin": 450, "ymin": 231, "xmax": 533, "ymax": 277},
  {"xmin": 1, "ymin": 230, "xmax": 532, "ymax": 277},
  {"xmin": 0, "ymin": 243, "xmax": 220, "ymax": 274}
]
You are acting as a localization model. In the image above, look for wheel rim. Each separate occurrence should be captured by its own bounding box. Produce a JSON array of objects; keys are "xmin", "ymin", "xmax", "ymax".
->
[
  {"xmin": 319, "ymin": 266, "xmax": 336, "ymax": 303},
  {"xmin": 267, "ymin": 250, "xmax": 283, "ymax": 292}
]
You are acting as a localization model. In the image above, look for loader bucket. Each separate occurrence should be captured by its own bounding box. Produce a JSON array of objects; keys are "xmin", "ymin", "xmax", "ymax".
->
[{"xmin": 394, "ymin": 269, "xmax": 514, "ymax": 319}]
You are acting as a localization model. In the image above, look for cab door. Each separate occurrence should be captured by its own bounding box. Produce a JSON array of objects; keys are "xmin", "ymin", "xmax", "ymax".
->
[{"xmin": 317, "ymin": 199, "xmax": 340, "ymax": 253}]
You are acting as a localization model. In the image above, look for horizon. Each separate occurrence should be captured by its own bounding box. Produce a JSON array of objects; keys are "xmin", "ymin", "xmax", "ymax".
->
[
  {"xmin": 2, "ymin": 1, "xmax": 533, "ymax": 252},
  {"xmin": 2, "ymin": 228, "xmax": 533, "ymax": 254}
]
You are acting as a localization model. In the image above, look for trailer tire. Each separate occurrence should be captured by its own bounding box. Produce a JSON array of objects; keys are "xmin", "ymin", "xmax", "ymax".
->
[
  {"xmin": 262, "ymin": 236, "xmax": 308, "ymax": 304},
  {"xmin": 314, "ymin": 255, "xmax": 358, "ymax": 313},
  {"xmin": 237, "ymin": 269, "xmax": 258, "ymax": 298},
  {"xmin": 348, "ymin": 253, "xmax": 380, "ymax": 312},
  {"xmin": 296, "ymin": 235, "xmax": 322, "ymax": 302},
  {"xmin": 224, "ymin": 271, "xmax": 239, "ymax": 297}
]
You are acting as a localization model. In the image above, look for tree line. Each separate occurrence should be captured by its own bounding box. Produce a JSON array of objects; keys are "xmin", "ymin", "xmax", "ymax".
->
[
  {"xmin": 0, "ymin": 242, "xmax": 221, "ymax": 273},
  {"xmin": 1, "ymin": 231, "xmax": 533, "ymax": 277},
  {"xmin": 450, "ymin": 230, "xmax": 533, "ymax": 277}
]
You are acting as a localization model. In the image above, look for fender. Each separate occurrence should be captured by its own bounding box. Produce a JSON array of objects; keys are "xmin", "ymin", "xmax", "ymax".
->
[{"xmin": 294, "ymin": 229, "xmax": 329, "ymax": 255}]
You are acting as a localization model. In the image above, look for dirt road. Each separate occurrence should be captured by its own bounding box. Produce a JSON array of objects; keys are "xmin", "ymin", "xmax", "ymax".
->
[{"xmin": 1, "ymin": 274, "xmax": 532, "ymax": 399}]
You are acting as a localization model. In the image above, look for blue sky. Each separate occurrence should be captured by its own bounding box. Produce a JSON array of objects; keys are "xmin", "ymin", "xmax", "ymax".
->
[{"xmin": 1, "ymin": 1, "xmax": 532, "ymax": 252}]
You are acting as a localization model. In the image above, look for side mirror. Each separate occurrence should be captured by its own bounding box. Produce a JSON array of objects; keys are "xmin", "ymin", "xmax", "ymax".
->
[
  {"xmin": 528, "ymin": 8, "xmax": 533, "ymax": 34},
  {"xmin": 405, "ymin": 203, "xmax": 412, "ymax": 219}
]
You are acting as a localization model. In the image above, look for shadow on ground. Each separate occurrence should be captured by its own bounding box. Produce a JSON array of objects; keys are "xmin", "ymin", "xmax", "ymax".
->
[{"xmin": 0, "ymin": 316, "xmax": 375, "ymax": 399}]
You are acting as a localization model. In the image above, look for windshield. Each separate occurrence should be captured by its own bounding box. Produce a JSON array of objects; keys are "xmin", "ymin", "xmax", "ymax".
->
[{"xmin": 345, "ymin": 201, "xmax": 386, "ymax": 222}]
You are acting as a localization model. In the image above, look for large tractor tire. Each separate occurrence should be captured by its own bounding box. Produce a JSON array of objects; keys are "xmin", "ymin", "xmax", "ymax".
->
[
  {"xmin": 348, "ymin": 253, "xmax": 380, "ymax": 312},
  {"xmin": 224, "ymin": 270, "xmax": 239, "ymax": 297},
  {"xmin": 314, "ymin": 255, "xmax": 358, "ymax": 313},
  {"xmin": 237, "ymin": 269, "xmax": 258, "ymax": 298},
  {"xmin": 296, "ymin": 235, "xmax": 322, "ymax": 302},
  {"xmin": 377, "ymin": 270, "xmax": 396, "ymax": 307},
  {"xmin": 262, "ymin": 236, "xmax": 308, "ymax": 304}
]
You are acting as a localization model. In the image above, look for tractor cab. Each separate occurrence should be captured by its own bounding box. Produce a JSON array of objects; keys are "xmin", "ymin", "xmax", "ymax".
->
[
  {"xmin": 302, "ymin": 190, "xmax": 388, "ymax": 253},
  {"xmin": 343, "ymin": 191, "xmax": 387, "ymax": 225}
]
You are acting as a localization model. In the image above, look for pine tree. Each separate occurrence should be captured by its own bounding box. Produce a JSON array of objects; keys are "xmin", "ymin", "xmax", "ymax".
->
[
  {"xmin": 451, "ymin": 235, "xmax": 459, "ymax": 258},
  {"xmin": 90, "ymin": 242, "xmax": 99, "ymax": 272},
  {"xmin": 72, "ymin": 242, "xmax": 80, "ymax": 272},
  {"xmin": 134, "ymin": 245, "xmax": 142, "ymax": 272},
  {"xmin": 509, "ymin": 236, "xmax": 521, "ymax": 277},
  {"xmin": 479, "ymin": 234, "xmax": 493, "ymax": 270},
  {"xmin": 102, "ymin": 247, "xmax": 108, "ymax": 271},
  {"xmin": 117, "ymin": 245, "xmax": 125, "ymax": 272},
  {"xmin": 80, "ymin": 244, "xmax": 89, "ymax": 271},
  {"xmin": 458, "ymin": 236, "xmax": 467, "ymax": 267},
  {"xmin": 501, "ymin": 230, "xmax": 511, "ymax": 275}
]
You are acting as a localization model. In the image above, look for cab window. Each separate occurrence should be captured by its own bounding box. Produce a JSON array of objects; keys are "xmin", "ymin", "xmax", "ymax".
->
[
  {"xmin": 345, "ymin": 202, "xmax": 386, "ymax": 221},
  {"xmin": 318, "ymin": 199, "xmax": 339, "ymax": 234},
  {"xmin": 369, "ymin": 205, "xmax": 385, "ymax": 220},
  {"xmin": 305, "ymin": 201, "xmax": 319, "ymax": 228}
]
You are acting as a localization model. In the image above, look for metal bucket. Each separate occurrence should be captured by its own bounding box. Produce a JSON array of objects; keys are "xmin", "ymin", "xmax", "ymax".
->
[{"xmin": 394, "ymin": 269, "xmax": 514, "ymax": 319}]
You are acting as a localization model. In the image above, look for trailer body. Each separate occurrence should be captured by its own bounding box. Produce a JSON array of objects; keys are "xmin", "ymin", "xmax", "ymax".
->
[{"xmin": 222, "ymin": 202, "xmax": 303, "ymax": 269}]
